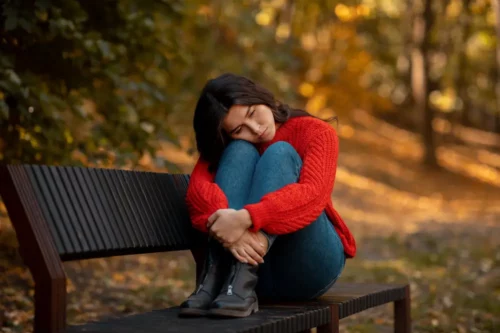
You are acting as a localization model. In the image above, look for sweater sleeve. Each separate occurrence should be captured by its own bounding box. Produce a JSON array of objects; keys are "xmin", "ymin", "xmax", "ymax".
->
[
  {"xmin": 185, "ymin": 157, "xmax": 229, "ymax": 233},
  {"xmin": 243, "ymin": 128, "xmax": 338, "ymax": 234}
]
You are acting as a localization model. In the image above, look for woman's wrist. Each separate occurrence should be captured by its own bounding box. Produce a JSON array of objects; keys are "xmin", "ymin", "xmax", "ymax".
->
[{"xmin": 238, "ymin": 209, "xmax": 253, "ymax": 229}]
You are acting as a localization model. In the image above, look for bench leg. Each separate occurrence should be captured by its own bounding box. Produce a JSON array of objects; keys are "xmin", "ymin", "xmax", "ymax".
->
[
  {"xmin": 394, "ymin": 285, "xmax": 411, "ymax": 333},
  {"xmin": 317, "ymin": 304, "xmax": 339, "ymax": 333}
]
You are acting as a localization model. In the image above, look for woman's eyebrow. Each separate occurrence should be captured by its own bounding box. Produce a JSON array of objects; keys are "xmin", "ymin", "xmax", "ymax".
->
[{"xmin": 229, "ymin": 106, "xmax": 251, "ymax": 134}]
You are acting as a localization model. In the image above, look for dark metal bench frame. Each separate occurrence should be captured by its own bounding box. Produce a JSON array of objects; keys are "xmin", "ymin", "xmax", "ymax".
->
[{"xmin": 0, "ymin": 165, "xmax": 411, "ymax": 333}]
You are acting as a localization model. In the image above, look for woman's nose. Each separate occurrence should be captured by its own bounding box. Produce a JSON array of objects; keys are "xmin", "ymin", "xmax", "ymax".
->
[{"xmin": 249, "ymin": 122, "xmax": 261, "ymax": 135}]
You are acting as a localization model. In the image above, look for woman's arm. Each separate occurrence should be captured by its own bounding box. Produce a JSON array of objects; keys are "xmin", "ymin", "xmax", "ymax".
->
[
  {"xmin": 243, "ymin": 128, "xmax": 338, "ymax": 234},
  {"xmin": 186, "ymin": 157, "xmax": 229, "ymax": 232}
]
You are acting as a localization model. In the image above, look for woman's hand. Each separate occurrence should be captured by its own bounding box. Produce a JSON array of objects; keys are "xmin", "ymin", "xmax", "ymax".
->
[
  {"xmin": 227, "ymin": 230, "xmax": 266, "ymax": 266},
  {"xmin": 207, "ymin": 209, "xmax": 252, "ymax": 245}
]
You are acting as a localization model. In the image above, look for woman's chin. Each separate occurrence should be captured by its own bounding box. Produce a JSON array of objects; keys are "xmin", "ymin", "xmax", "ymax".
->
[{"xmin": 261, "ymin": 135, "xmax": 274, "ymax": 143}]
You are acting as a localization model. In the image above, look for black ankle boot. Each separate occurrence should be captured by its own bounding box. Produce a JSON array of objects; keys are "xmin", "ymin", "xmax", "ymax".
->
[
  {"xmin": 179, "ymin": 239, "xmax": 229, "ymax": 317},
  {"xmin": 208, "ymin": 259, "xmax": 259, "ymax": 318}
]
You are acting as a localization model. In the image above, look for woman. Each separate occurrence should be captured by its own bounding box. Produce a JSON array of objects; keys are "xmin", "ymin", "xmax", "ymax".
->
[{"xmin": 180, "ymin": 73, "xmax": 356, "ymax": 318}]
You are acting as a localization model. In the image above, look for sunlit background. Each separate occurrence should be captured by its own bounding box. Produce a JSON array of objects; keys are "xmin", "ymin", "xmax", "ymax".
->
[{"xmin": 1, "ymin": 0, "xmax": 499, "ymax": 332}]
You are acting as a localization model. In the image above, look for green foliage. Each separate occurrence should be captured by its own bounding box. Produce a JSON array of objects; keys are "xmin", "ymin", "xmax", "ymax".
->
[{"xmin": 1, "ymin": 0, "xmax": 184, "ymax": 165}]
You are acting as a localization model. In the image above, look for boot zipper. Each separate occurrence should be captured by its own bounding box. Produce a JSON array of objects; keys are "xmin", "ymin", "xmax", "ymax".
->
[
  {"xmin": 196, "ymin": 284, "xmax": 203, "ymax": 294},
  {"xmin": 226, "ymin": 263, "xmax": 238, "ymax": 296},
  {"xmin": 195, "ymin": 261, "xmax": 213, "ymax": 295}
]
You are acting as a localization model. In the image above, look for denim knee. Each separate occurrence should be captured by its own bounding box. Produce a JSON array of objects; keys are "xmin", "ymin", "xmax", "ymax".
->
[
  {"xmin": 259, "ymin": 141, "xmax": 302, "ymax": 175},
  {"xmin": 220, "ymin": 140, "xmax": 259, "ymax": 162}
]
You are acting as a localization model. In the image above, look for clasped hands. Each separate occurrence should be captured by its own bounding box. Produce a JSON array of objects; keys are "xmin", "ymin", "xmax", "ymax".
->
[{"xmin": 207, "ymin": 208, "xmax": 266, "ymax": 266}]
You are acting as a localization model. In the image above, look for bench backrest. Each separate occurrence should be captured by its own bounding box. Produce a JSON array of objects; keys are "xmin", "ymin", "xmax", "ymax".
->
[{"xmin": 0, "ymin": 165, "xmax": 203, "ymax": 261}]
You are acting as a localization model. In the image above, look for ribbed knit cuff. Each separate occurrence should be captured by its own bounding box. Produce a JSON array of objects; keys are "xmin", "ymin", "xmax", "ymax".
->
[{"xmin": 243, "ymin": 202, "xmax": 272, "ymax": 232}]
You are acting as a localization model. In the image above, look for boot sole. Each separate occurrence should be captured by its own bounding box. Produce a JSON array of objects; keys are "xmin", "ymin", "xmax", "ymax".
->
[
  {"xmin": 208, "ymin": 302, "xmax": 259, "ymax": 318},
  {"xmin": 178, "ymin": 308, "xmax": 209, "ymax": 317}
]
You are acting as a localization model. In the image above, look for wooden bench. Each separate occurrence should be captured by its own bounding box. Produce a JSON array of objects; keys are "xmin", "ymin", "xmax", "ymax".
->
[{"xmin": 0, "ymin": 164, "xmax": 411, "ymax": 333}]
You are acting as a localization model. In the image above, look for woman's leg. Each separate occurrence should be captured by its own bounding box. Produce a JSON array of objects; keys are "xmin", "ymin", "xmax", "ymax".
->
[
  {"xmin": 246, "ymin": 141, "xmax": 346, "ymax": 301},
  {"xmin": 180, "ymin": 140, "xmax": 260, "ymax": 317},
  {"xmin": 214, "ymin": 140, "xmax": 260, "ymax": 209},
  {"xmin": 207, "ymin": 140, "xmax": 262, "ymax": 317}
]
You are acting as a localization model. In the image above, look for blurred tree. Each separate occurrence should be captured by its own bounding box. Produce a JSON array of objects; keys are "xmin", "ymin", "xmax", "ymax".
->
[
  {"xmin": 455, "ymin": 0, "xmax": 473, "ymax": 128},
  {"xmin": 492, "ymin": 0, "xmax": 500, "ymax": 132},
  {"xmin": 411, "ymin": 0, "xmax": 439, "ymax": 167}
]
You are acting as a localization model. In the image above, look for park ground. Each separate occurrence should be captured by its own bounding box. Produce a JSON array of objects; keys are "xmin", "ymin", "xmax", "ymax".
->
[{"xmin": 1, "ymin": 112, "xmax": 499, "ymax": 332}]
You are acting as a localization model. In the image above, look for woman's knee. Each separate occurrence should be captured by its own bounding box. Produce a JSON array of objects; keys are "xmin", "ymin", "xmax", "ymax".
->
[
  {"xmin": 259, "ymin": 142, "xmax": 302, "ymax": 172},
  {"xmin": 220, "ymin": 140, "xmax": 259, "ymax": 162}
]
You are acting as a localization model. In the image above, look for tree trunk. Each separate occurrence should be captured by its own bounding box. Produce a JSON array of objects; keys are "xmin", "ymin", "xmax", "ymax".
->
[
  {"xmin": 492, "ymin": 0, "xmax": 500, "ymax": 133},
  {"xmin": 455, "ymin": 0, "xmax": 472, "ymax": 129},
  {"xmin": 411, "ymin": 0, "xmax": 439, "ymax": 167},
  {"xmin": 398, "ymin": 0, "xmax": 414, "ymax": 113}
]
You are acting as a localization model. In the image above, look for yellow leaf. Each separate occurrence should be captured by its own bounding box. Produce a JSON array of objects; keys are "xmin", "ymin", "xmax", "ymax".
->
[
  {"xmin": 256, "ymin": 9, "xmax": 273, "ymax": 26},
  {"xmin": 299, "ymin": 82, "xmax": 314, "ymax": 97},
  {"xmin": 275, "ymin": 23, "xmax": 290, "ymax": 40},
  {"xmin": 335, "ymin": 4, "xmax": 356, "ymax": 22},
  {"xmin": 64, "ymin": 130, "xmax": 74, "ymax": 144},
  {"xmin": 112, "ymin": 273, "xmax": 125, "ymax": 282},
  {"xmin": 305, "ymin": 94, "xmax": 327, "ymax": 114}
]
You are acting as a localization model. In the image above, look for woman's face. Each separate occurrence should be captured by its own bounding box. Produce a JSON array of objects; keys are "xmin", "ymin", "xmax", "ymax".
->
[{"xmin": 222, "ymin": 104, "xmax": 278, "ymax": 144}]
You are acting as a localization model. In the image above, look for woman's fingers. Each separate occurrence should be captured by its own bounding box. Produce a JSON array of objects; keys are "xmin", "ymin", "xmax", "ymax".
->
[
  {"xmin": 239, "ymin": 248, "xmax": 258, "ymax": 266},
  {"xmin": 244, "ymin": 245, "xmax": 264, "ymax": 265},
  {"xmin": 233, "ymin": 248, "xmax": 258, "ymax": 266},
  {"xmin": 207, "ymin": 210, "xmax": 220, "ymax": 228},
  {"xmin": 248, "ymin": 237, "xmax": 266, "ymax": 257},
  {"xmin": 230, "ymin": 248, "xmax": 247, "ymax": 264}
]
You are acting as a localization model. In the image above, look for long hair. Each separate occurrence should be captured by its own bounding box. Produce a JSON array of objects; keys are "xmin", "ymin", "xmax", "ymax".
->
[{"xmin": 193, "ymin": 73, "xmax": 337, "ymax": 172}]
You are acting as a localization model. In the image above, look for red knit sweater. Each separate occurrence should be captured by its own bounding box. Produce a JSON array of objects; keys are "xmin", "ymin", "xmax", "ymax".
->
[{"xmin": 185, "ymin": 116, "xmax": 356, "ymax": 258}]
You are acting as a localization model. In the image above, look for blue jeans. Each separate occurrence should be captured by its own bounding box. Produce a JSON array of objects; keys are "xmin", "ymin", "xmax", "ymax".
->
[{"xmin": 214, "ymin": 140, "xmax": 346, "ymax": 301}]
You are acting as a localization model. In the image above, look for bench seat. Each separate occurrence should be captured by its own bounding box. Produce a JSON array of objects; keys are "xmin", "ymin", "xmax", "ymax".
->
[
  {"xmin": 66, "ymin": 305, "xmax": 330, "ymax": 333},
  {"xmin": 64, "ymin": 283, "xmax": 409, "ymax": 333}
]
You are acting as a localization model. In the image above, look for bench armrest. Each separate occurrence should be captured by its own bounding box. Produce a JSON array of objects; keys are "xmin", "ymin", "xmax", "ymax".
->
[{"xmin": 1, "ymin": 165, "xmax": 67, "ymax": 333}]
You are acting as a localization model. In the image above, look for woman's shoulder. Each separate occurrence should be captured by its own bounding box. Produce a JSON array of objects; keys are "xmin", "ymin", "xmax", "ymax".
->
[{"xmin": 286, "ymin": 116, "xmax": 337, "ymax": 136}]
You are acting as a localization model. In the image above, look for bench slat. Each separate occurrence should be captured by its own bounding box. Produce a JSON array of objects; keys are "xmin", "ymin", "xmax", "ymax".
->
[
  {"xmin": 76, "ymin": 167, "xmax": 118, "ymax": 250},
  {"xmin": 144, "ymin": 172, "xmax": 175, "ymax": 246},
  {"xmin": 126, "ymin": 169, "xmax": 165, "ymax": 247},
  {"xmin": 107, "ymin": 169, "xmax": 148, "ymax": 247},
  {"xmin": 65, "ymin": 166, "xmax": 105, "ymax": 251},
  {"xmin": 25, "ymin": 166, "xmax": 62, "ymax": 254},
  {"xmin": 33, "ymin": 165, "xmax": 82, "ymax": 254},
  {"xmin": 88, "ymin": 168, "xmax": 129, "ymax": 249},
  {"xmin": 128, "ymin": 170, "xmax": 169, "ymax": 246},
  {"xmin": 73, "ymin": 167, "xmax": 110, "ymax": 250},
  {"xmin": 160, "ymin": 173, "xmax": 194, "ymax": 246}
]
